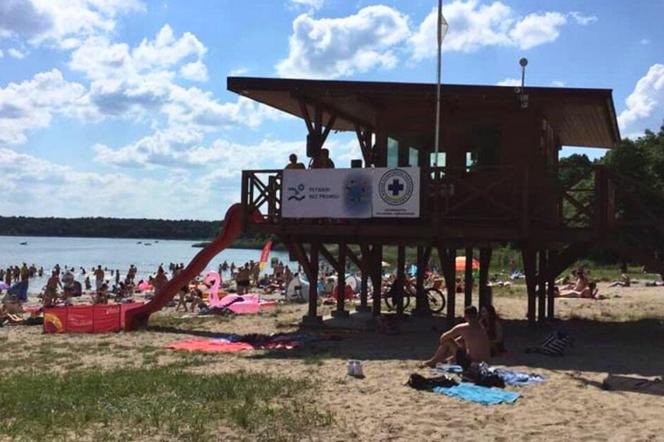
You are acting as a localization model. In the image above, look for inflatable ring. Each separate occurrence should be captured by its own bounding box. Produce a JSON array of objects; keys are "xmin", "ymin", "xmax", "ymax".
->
[{"xmin": 44, "ymin": 312, "xmax": 64, "ymax": 333}]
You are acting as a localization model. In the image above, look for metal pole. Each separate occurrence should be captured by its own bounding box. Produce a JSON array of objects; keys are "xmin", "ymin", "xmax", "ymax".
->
[{"xmin": 433, "ymin": 0, "xmax": 442, "ymax": 167}]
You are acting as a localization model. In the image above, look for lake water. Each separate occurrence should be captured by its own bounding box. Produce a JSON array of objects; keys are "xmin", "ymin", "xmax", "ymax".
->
[{"xmin": 0, "ymin": 235, "xmax": 295, "ymax": 292}]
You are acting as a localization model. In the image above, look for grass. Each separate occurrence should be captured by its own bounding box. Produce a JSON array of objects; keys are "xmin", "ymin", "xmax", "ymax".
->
[{"xmin": 0, "ymin": 366, "xmax": 331, "ymax": 441}]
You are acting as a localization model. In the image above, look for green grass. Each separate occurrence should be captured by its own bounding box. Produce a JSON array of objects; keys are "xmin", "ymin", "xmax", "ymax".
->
[{"xmin": 0, "ymin": 366, "xmax": 331, "ymax": 441}]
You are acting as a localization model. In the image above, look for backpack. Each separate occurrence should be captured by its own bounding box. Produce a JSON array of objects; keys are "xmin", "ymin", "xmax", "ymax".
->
[{"xmin": 463, "ymin": 362, "xmax": 506, "ymax": 388}]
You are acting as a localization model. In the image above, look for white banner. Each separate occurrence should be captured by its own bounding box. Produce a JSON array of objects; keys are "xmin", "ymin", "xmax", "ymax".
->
[
  {"xmin": 372, "ymin": 167, "xmax": 420, "ymax": 218},
  {"xmin": 282, "ymin": 169, "xmax": 373, "ymax": 218},
  {"xmin": 282, "ymin": 168, "xmax": 419, "ymax": 219}
]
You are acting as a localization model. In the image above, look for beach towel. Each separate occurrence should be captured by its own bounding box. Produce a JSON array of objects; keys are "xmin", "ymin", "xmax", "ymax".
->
[
  {"xmin": 433, "ymin": 383, "xmax": 520, "ymax": 405},
  {"xmin": 490, "ymin": 368, "xmax": 546, "ymax": 386},
  {"xmin": 433, "ymin": 364, "xmax": 464, "ymax": 374},
  {"xmin": 164, "ymin": 333, "xmax": 314, "ymax": 352}
]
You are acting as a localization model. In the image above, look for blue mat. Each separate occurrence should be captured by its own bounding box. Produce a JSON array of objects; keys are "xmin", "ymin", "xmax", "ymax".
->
[{"xmin": 433, "ymin": 383, "xmax": 520, "ymax": 405}]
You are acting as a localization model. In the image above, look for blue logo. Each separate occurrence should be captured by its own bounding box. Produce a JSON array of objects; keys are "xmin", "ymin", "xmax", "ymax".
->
[
  {"xmin": 287, "ymin": 184, "xmax": 305, "ymax": 201},
  {"xmin": 378, "ymin": 169, "xmax": 413, "ymax": 206},
  {"xmin": 344, "ymin": 173, "xmax": 371, "ymax": 215}
]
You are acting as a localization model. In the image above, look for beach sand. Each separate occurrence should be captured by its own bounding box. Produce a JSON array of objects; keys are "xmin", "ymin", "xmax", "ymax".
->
[{"xmin": 2, "ymin": 282, "xmax": 664, "ymax": 441}]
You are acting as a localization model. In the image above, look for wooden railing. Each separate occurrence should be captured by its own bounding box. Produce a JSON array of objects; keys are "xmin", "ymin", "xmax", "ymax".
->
[{"xmin": 240, "ymin": 166, "xmax": 620, "ymax": 236}]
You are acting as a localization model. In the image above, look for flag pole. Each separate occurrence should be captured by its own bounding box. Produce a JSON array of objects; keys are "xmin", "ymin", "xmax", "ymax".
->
[{"xmin": 433, "ymin": 0, "xmax": 443, "ymax": 167}]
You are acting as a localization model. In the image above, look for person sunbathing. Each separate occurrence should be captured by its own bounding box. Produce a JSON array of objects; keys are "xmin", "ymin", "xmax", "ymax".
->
[
  {"xmin": 0, "ymin": 305, "xmax": 23, "ymax": 325},
  {"xmin": 423, "ymin": 306, "xmax": 491, "ymax": 369},
  {"xmin": 558, "ymin": 269, "xmax": 591, "ymax": 298}
]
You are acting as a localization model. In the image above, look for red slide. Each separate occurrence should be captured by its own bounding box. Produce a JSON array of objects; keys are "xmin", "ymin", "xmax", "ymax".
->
[{"xmin": 123, "ymin": 203, "xmax": 258, "ymax": 330}]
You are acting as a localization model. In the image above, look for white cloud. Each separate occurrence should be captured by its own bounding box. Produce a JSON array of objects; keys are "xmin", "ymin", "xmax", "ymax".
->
[
  {"xmin": 569, "ymin": 11, "xmax": 597, "ymax": 25},
  {"xmin": 7, "ymin": 47, "xmax": 26, "ymax": 59},
  {"xmin": 618, "ymin": 64, "xmax": 664, "ymax": 130},
  {"xmin": 496, "ymin": 78, "xmax": 520, "ymax": 86},
  {"xmin": 0, "ymin": 146, "xmax": 227, "ymax": 219},
  {"xmin": 551, "ymin": 80, "xmax": 565, "ymax": 87},
  {"xmin": 180, "ymin": 60, "xmax": 208, "ymax": 82},
  {"xmin": 0, "ymin": 49, "xmax": 3, "ymax": 58},
  {"xmin": 276, "ymin": 5, "xmax": 410, "ymax": 78},
  {"xmin": 410, "ymin": 1, "xmax": 588, "ymax": 59},
  {"xmin": 94, "ymin": 128, "xmax": 307, "ymax": 173},
  {"xmin": 289, "ymin": 0, "xmax": 324, "ymax": 11},
  {"xmin": 0, "ymin": 69, "xmax": 87, "ymax": 145},
  {"xmin": 508, "ymin": 12, "xmax": 567, "ymax": 50},
  {"xmin": 0, "ymin": 0, "xmax": 144, "ymax": 48},
  {"xmin": 640, "ymin": 38, "xmax": 650, "ymax": 45},
  {"xmin": 229, "ymin": 67, "xmax": 248, "ymax": 77}
]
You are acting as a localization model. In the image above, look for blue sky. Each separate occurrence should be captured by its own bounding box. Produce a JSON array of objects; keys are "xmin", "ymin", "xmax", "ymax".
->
[{"xmin": 1, "ymin": 0, "xmax": 663, "ymax": 219}]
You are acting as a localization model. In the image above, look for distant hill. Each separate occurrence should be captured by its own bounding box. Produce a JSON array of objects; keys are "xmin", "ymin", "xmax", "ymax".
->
[{"xmin": 0, "ymin": 216, "xmax": 283, "ymax": 250}]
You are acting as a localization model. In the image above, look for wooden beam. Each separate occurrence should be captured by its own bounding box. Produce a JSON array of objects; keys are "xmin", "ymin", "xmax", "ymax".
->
[
  {"xmin": 320, "ymin": 114, "xmax": 337, "ymax": 146},
  {"xmin": 438, "ymin": 246, "xmax": 456, "ymax": 326},
  {"xmin": 522, "ymin": 247, "xmax": 537, "ymax": 326},
  {"xmin": 307, "ymin": 242, "xmax": 319, "ymax": 318},
  {"xmin": 415, "ymin": 246, "xmax": 427, "ymax": 313},
  {"xmin": 547, "ymin": 250, "xmax": 556, "ymax": 320},
  {"xmin": 395, "ymin": 245, "xmax": 406, "ymax": 316},
  {"xmin": 298, "ymin": 99, "xmax": 314, "ymax": 134},
  {"xmin": 333, "ymin": 243, "xmax": 348, "ymax": 317},
  {"xmin": 319, "ymin": 244, "xmax": 341, "ymax": 273},
  {"xmin": 371, "ymin": 245, "xmax": 383, "ymax": 316},
  {"xmin": 344, "ymin": 245, "xmax": 363, "ymax": 270},
  {"xmin": 537, "ymin": 249, "xmax": 547, "ymax": 322},
  {"xmin": 479, "ymin": 248, "xmax": 492, "ymax": 309},
  {"xmin": 287, "ymin": 241, "xmax": 313, "ymax": 282},
  {"xmin": 464, "ymin": 248, "xmax": 473, "ymax": 307}
]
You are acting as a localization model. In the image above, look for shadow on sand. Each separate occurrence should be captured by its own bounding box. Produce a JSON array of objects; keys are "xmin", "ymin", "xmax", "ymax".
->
[{"xmin": 151, "ymin": 316, "xmax": 664, "ymax": 377}]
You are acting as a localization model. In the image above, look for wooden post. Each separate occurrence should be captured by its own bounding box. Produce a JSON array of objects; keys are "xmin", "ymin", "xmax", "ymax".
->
[
  {"xmin": 479, "ymin": 248, "xmax": 492, "ymax": 309},
  {"xmin": 522, "ymin": 247, "xmax": 537, "ymax": 326},
  {"xmin": 332, "ymin": 242, "xmax": 349, "ymax": 318},
  {"xmin": 372, "ymin": 245, "xmax": 383, "ymax": 316},
  {"xmin": 395, "ymin": 245, "xmax": 406, "ymax": 316},
  {"xmin": 547, "ymin": 250, "xmax": 557, "ymax": 320},
  {"xmin": 439, "ymin": 247, "xmax": 456, "ymax": 327},
  {"xmin": 537, "ymin": 250, "xmax": 547, "ymax": 322},
  {"xmin": 302, "ymin": 242, "xmax": 322, "ymax": 327},
  {"xmin": 356, "ymin": 245, "xmax": 371, "ymax": 313},
  {"xmin": 464, "ymin": 247, "xmax": 473, "ymax": 307},
  {"xmin": 413, "ymin": 246, "xmax": 432, "ymax": 316}
]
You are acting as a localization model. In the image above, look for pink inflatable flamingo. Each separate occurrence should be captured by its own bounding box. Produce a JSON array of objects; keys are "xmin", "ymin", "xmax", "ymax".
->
[{"xmin": 203, "ymin": 271, "xmax": 223, "ymax": 307}]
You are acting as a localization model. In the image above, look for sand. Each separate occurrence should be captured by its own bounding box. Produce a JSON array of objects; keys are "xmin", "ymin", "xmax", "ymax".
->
[{"xmin": 2, "ymin": 282, "xmax": 664, "ymax": 441}]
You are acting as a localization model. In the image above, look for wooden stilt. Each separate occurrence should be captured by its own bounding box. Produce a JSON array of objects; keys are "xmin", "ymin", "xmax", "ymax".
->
[
  {"xmin": 464, "ymin": 247, "xmax": 473, "ymax": 307},
  {"xmin": 522, "ymin": 247, "xmax": 537, "ymax": 326},
  {"xmin": 332, "ymin": 242, "xmax": 349, "ymax": 318},
  {"xmin": 357, "ymin": 245, "xmax": 371, "ymax": 312},
  {"xmin": 301, "ymin": 242, "xmax": 321, "ymax": 327},
  {"xmin": 547, "ymin": 250, "xmax": 557, "ymax": 320},
  {"xmin": 438, "ymin": 247, "xmax": 456, "ymax": 327},
  {"xmin": 537, "ymin": 250, "xmax": 547, "ymax": 322},
  {"xmin": 395, "ymin": 245, "xmax": 406, "ymax": 316},
  {"xmin": 372, "ymin": 245, "xmax": 382, "ymax": 316},
  {"xmin": 479, "ymin": 248, "xmax": 492, "ymax": 309},
  {"xmin": 413, "ymin": 246, "xmax": 432, "ymax": 316}
]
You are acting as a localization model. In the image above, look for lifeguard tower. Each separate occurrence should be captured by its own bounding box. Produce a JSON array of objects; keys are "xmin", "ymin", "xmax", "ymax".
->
[{"xmin": 229, "ymin": 75, "xmax": 664, "ymax": 326}]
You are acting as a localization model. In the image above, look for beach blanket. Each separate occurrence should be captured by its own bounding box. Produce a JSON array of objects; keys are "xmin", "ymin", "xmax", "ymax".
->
[
  {"xmin": 164, "ymin": 333, "xmax": 318, "ymax": 353},
  {"xmin": 433, "ymin": 383, "xmax": 520, "ymax": 405},
  {"xmin": 490, "ymin": 368, "xmax": 546, "ymax": 386},
  {"xmin": 164, "ymin": 338, "xmax": 300, "ymax": 352}
]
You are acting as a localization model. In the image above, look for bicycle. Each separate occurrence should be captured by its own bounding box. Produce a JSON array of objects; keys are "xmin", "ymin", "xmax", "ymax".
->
[{"xmin": 383, "ymin": 278, "xmax": 446, "ymax": 314}]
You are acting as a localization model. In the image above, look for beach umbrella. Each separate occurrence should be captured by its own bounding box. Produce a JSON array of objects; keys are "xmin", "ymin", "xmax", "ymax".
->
[{"xmin": 455, "ymin": 256, "xmax": 479, "ymax": 272}]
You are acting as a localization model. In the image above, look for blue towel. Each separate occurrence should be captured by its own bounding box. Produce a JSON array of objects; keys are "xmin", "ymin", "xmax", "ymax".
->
[
  {"xmin": 433, "ymin": 364, "xmax": 464, "ymax": 374},
  {"xmin": 491, "ymin": 369, "xmax": 545, "ymax": 386},
  {"xmin": 433, "ymin": 383, "xmax": 520, "ymax": 405}
]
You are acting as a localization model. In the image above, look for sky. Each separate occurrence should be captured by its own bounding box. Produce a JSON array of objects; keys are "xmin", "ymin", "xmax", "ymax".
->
[{"xmin": 0, "ymin": 0, "xmax": 663, "ymax": 220}]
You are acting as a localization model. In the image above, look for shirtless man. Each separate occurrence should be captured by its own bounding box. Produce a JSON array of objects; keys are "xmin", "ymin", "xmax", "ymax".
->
[
  {"xmin": 558, "ymin": 269, "xmax": 590, "ymax": 298},
  {"xmin": 44, "ymin": 271, "xmax": 61, "ymax": 308},
  {"xmin": 153, "ymin": 266, "xmax": 168, "ymax": 293},
  {"xmin": 94, "ymin": 265, "xmax": 105, "ymax": 291},
  {"xmin": 423, "ymin": 306, "xmax": 491, "ymax": 369}
]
